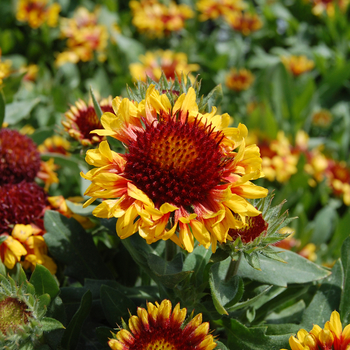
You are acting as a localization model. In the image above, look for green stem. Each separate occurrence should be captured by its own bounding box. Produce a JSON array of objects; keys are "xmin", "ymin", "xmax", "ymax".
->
[
  {"xmin": 165, "ymin": 239, "xmax": 177, "ymax": 262},
  {"xmin": 225, "ymin": 253, "xmax": 242, "ymax": 282}
]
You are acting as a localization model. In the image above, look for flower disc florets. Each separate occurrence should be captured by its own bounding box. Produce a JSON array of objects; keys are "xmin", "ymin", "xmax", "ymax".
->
[
  {"xmin": 0, "ymin": 182, "xmax": 48, "ymax": 233},
  {"xmin": 82, "ymin": 85, "xmax": 268, "ymax": 252},
  {"xmin": 0, "ymin": 128, "xmax": 41, "ymax": 185}
]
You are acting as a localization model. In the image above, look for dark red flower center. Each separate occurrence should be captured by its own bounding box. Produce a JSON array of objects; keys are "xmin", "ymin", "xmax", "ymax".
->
[
  {"xmin": 0, "ymin": 181, "xmax": 48, "ymax": 233},
  {"xmin": 124, "ymin": 115, "xmax": 226, "ymax": 207},
  {"xmin": 74, "ymin": 105, "xmax": 113, "ymax": 140},
  {"xmin": 229, "ymin": 213, "xmax": 268, "ymax": 243},
  {"xmin": 0, "ymin": 128, "xmax": 41, "ymax": 185}
]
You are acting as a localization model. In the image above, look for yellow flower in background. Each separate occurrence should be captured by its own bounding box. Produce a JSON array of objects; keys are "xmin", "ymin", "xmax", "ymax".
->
[
  {"xmin": 0, "ymin": 224, "xmax": 57, "ymax": 274},
  {"xmin": 38, "ymin": 135, "xmax": 71, "ymax": 155},
  {"xmin": 82, "ymin": 85, "xmax": 267, "ymax": 253},
  {"xmin": 21, "ymin": 64, "xmax": 39, "ymax": 82},
  {"xmin": 16, "ymin": 0, "xmax": 60, "ymax": 29},
  {"xmin": 281, "ymin": 55, "xmax": 315, "ymax": 76},
  {"xmin": 48, "ymin": 196, "xmax": 95, "ymax": 229},
  {"xmin": 196, "ymin": 0, "xmax": 246, "ymax": 21},
  {"xmin": 129, "ymin": 50, "xmax": 200, "ymax": 83},
  {"xmin": 311, "ymin": 0, "xmax": 349, "ymax": 16},
  {"xmin": 281, "ymin": 311, "xmax": 350, "ymax": 350},
  {"xmin": 0, "ymin": 50, "xmax": 12, "ymax": 86},
  {"xmin": 248, "ymin": 131, "xmax": 299, "ymax": 183},
  {"xmin": 62, "ymin": 96, "xmax": 114, "ymax": 146},
  {"xmin": 225, "ymin": 68, "xmax": 254, "ymax": 91},
  {"xmin": 224, "ymin": 11, "xmax": 262, "ymax": 35},
  {"xmin": 56, "ymin": 7, "xmax": 109, "ymax": 66},
  {"xmin": 327, "ymin": 160, "xmax": 350, "ymax": 206},
  {"xmin": 108, "ymin": 299, "xmax": 217, "ymax": 350},
  {"xmin": 130, "ymin": 0, "xmax": 194, "ymax": 38},
  {"xmin": 312, "ymin": 109, "xmax": 333, "ymax": 128},
  {"xmin": 37, "ymin": 158, "xmax": 59, "ymax": 191}
]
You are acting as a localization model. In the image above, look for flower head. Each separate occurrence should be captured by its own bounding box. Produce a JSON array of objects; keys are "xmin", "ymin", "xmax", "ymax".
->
[
  {"xmin": 56, "ymin": 7, "xmax": 109, "ymax": 66},
  {"xmin": 282, "ymin": 311, "xmax": 350, "ymax": 350},
  {"xmin": 281, "ymin": 55, "xmax": 315, "ymax": 76},
  {"xmin": 327, "ymin": 159, "xmax": 350, "ymax": 205},
  {"xmin": 130, "ymin": 50, "xmax": 200, "ymax": 83},
  {"xmin": 108, "ymin": 299, "xmax": 216, "ymax": 350},
  {"xmin": 225, "ymin": 68, "xmax": 254, "ymax": 92},
  {"xmin": 62, "ymin": 96, "xmax": 114, "ymax": 146},
  {"xmin": 196, "ymin": 0, "xmax": 246, "ymax": 21},
  {"xmin": 0, "ymin": 182, "xmax": 48, "ymax": 234},
  {"xmin": 130, "ymin": 0, "xmax": 194, "ymax": 38},
  {"xmin": 312, "ymin": 109, "xmax": 333, "ymax": 128},
  {"xmin": 16, "ymin": 0, "xmax": 61, "ymax": 28},
  {"xmin": 82, "ymin": 85, "xmax": 267, "ymax": 252},
  {"xmin": 224, "ymin": 11, "xmax": 263, "ymax": 35},
  {"xmin": 38, "ymin": 135, "xmax": 71, "ymax": 155},
  {"xmin": 0, "ymin": 267, "xmax": 63, "ymax": 347},
  {"xmin": 0, "ymin": 128, "xmax": 41, "ymax": 185}
]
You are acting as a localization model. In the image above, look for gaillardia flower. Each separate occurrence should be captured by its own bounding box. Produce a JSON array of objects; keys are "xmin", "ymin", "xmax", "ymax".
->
[
  {"xmin": 62, "ymin": 96, "xmax": 113, "ymax": 146},
  {"xmin": 38, "ymin": 135, "xmax": 71, "ymax": 155},
  {"xmin": 56, "ymin": 7, "xmax": 109, "ymax": 66},
  {"xmin": 0, "ymin": 128, "xmax": 41, "ymax": 185},
  {"xmin": 0, "ymin": 50, "xmax": 12, "ymax": 86},
  {"xmin": 281, "ymin": 311, "xmax": 350, "ymax": 350},
  {"xmin": 129, "ymin": 50, "xmax": 200, "ymax": 83},
  {"xmin": 225, "ymin": 68, "xmax": 254, "ymax": 92},
  {"xmin": 130, "ymin": 0, "xmax": 194, "ymax": 38},
  {"xmin": 108, "ymin": 299, "xmax": 216, "ymax": 350},
  {"xmin": 0, "ymin": 267, "xmax": 63, "ymax": 347},
  {"xmin": 196, "ymin": 0, "xmax": 246, "ymax": 21},
  {"xmin": 281, "ymin": 55, "xmax": 315, "ymax": 77},
  {"xmin": 224, "ymin": 11, "xmax": 263, "ymax": 35},
  {"xmin": 311, "ymin": 0, "xmax": 349, "ymax": 16},
  {"xmin": 16, "ymin": 0, "xmax": 60, "ymax": 29},
  {"xmin": 82, "ymin": 85, "xmax": 268, "ymax": 252}
]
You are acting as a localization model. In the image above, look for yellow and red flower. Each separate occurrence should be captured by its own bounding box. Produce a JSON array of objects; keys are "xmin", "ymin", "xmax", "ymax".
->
[
  {"xmin": 225, "ymin": 68, "xmax": 254, "ymax": 92},
  {"xmin": 312, "ymin": 109, "xmax": 333, "ymax": 128},
  {"xmin": 196, "ymin": 0, "xmax": 246, "ymax": 21},
  {"xmin": 108, "ymin": 299, "xmax": 217, "ymax": 350},
  {"xmin": 130, "ymin": 0, "xmax": 194, "ymax": 38},
  {"xmin": 16, "ymin": 0, "xmax": 60, "ymax": 29},
  {"xmin": 62, "ymin": 96, "xmax": 114, "ymax": 146},
  {"xmin": 129, "ymin": 50, "xmax": 200, "ymax": 83},
  {"xmin": 326, "ymin": 159, "xmax": 350, "ymax": 205},
  {"xmin": 56, "ymin": 7, "xmax": 109, "ymax": 66},
  {"xmin": 311, "ymin": 0, "xmax": 349, "ymax": 16},
  {"xmin": 282, "ymin": 311, "xmax": 350, "ymax": 350},
  {"xmin": 82, "ymin": 85, "xmax": 267, "ymax": 252},
  {"xmin": 0, "ymin": 224, "xmax": 56, "ymax": 274},
  {"xmin": 38, "ymin": 135, "xmax": 71, "ymax": 155},
  {"xmin": 281, "ymin": 55, "xmax": 315, "ymax": 77},
  {"xmin": 224, "ymin": 11, "xmax": 262, "ymax": 35},
  {"xmin": 248, "ymin": 131, "xmax": 299, "ymax": 183}
]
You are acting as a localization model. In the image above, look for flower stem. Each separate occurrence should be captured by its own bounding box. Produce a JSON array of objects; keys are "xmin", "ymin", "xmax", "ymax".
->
[
  {"xmin": 165, "ymin": 239, "xmax": 177, "ymax": 261},
  {"xmin": 225, "ymin": 253, "xmax": 242, "ymax": 282}
]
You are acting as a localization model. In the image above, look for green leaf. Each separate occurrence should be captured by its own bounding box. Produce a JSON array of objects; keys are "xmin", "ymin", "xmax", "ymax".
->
[
  {"xmin": 30, "ymin": 264, "xmax": 59, "ymax": 299},
  {"xmin": 224, "ymin": 319, "xmax": 290, "ymax": 350},
  {"xmin": 209, "ymin": 257, "xmax": 244, "ymax": 315},
  {"xmin": 183, "ymin": 244, "xmax": 212, "ymax": 285},
  {"xmin": 100, "ymin": 285, "xmax": 136, "ymax": 326},
  {"xmin": 66, "ymin": 200, "xmax": 96, "ymax": 217},
  {"xmin": 301, "ymin": 259, "xmax": 342, "ymax": 330},
  {"xmin": 4, "ymin": 97, "xmax": 41, "ymax": 124},
  {"xmin": 311, "ymin": 204, "xmax": 339, "ymax": 244},
  {"xmin": 90, "ymin": 87, "xmax": 103, "ymax": 119},
  {"xmin": 61, "ymin": 290, "xmax": 92, "ymax": 350},
  {"xmin": 44, "ymin": 210, "xmax": 113, "ymax": 283},
  {"xmin": 0, "ymin": 235, "xmax": 8, "ymax": 245},
  {"xmin": 340, "ymin": 236, "xmax": 350, "ymax": 325},
  {"xmin": 37, "ymin": 294, "xmax": 51, "ymax": 317},
  {"xmin": 41, "ymin": 317, "xmax": 65, "ymax": 332},
  {"xmin": 28, "ymin": 127, "xmax": 54, "ymax": 145},
  {"xmin": 0, "ymin": 91, "xmax": 5, "ymax": 128},
  {"xmin": 147, "ymin": 253, "xmax": 193, "ymax": 289},
  {"xmin": 198, "ymin": 84, "xmax": 223, "ymax": 113},
  {"xmin": 214, "ymin": 341, "xmax": 229, "ymax": 350},
  {"xmin": 237, "ymin": 248, "xmax": 330, "ymax": 287}
]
